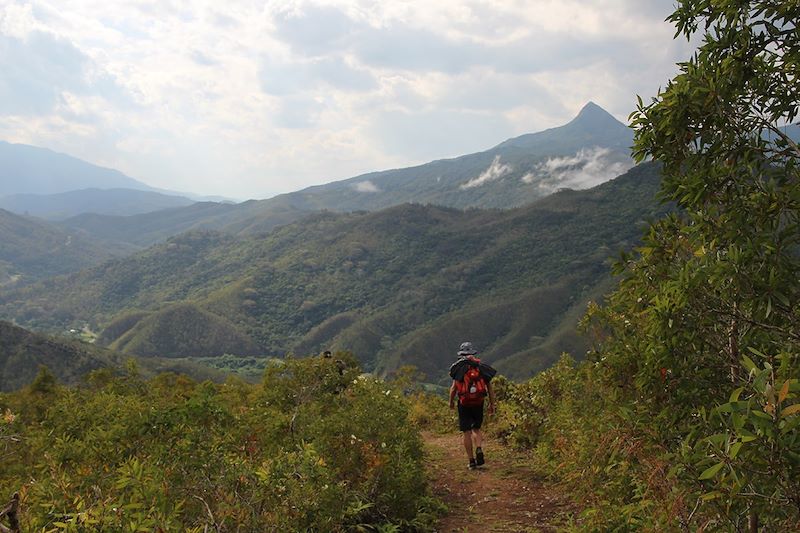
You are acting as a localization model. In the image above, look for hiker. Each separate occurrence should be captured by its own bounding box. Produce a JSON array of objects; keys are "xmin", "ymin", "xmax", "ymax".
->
[{"xmin": 449, "ymin": 342, "xmax": 496, "ymax": 470}]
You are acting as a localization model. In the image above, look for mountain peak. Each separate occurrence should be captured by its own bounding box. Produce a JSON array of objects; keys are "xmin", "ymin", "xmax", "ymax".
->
[{"xmin": 568, "ymin": 102, "xmax": 625, "ymax": 129}]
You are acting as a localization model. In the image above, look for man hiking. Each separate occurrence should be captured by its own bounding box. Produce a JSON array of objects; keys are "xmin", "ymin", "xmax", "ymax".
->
[{"xmin": 449, "ymin": 342, "xmax": 496, "ymax": 469}]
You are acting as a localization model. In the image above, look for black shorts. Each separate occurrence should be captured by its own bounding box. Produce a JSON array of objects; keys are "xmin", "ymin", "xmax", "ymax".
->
[{"xmin": 457, "ymin": 403, "xmax": 484, "ymax": 432}]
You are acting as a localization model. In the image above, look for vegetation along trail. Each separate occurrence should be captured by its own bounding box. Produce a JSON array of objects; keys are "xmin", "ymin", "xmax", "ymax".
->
[{"xmin": 423, "ymin": 431, "xmax": 577, "ymax": 532}]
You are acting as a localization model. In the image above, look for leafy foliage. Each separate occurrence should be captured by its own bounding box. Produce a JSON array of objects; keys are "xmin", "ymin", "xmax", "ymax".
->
[
  {"xmin": 478, "ymin": 1, "xmax": 800, "ymax": 530},
  {"xmin": 0, "ymin": 356, "xmax": 440, "ymax": 531}
]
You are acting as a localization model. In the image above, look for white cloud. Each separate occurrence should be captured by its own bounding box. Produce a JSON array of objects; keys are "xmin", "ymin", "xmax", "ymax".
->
[
  {"xmin": 523, "ymin": 146, "xmax": 633, "ymax": 193},
  {"xmin": 461, "ymin": 155, "xmax": 512, "ymax": 189},
  {"xmin": 353, "ymin": 180, "xmax": 379, "ymax": 192},
  {"xmin": 0, "ymin": 0, "xmax": 694, "ymax": 199}
]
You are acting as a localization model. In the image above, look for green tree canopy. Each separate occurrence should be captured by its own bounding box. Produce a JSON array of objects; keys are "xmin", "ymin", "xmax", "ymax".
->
[{"xmin": 587, "ymin": 0, "xmax": 800, "ymax": 529}]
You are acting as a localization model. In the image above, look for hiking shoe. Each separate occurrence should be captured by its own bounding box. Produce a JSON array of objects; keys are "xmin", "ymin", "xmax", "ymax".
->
[
  {"xmin": 468, "ymin": 458, "xmax": 477, "ymax": 470},
  {"xmin": 476, "ymin": 447, "xmax": 485, "ymax": 466}
]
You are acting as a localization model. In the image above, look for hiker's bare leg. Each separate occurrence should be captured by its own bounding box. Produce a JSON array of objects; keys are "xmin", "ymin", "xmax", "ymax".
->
[
  {"xmin": 462, "ymin": 431, "xmax": 474, "ymax": 459},
  {"xmin": 472, "ymin": 429, "xmax": 483, "ymax": 450}
]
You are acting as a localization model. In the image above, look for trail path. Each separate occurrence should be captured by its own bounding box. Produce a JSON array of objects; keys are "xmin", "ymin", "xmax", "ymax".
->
[{"xmin": 423, "ymin": 432, "xmax": 578, "ymax": 533}]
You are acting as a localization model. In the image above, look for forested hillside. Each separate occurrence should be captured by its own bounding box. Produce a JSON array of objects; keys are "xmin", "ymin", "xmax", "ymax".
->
[
  {"xmin": 0, "ymin": 321, "xmax": 111, "ymax": 391},
  {"xmin": 61, "ymin": 198, "xmax": 312, "ymax": 249},
  {"xmin": 0, "ymin": 320, "xmax": 229, "ymax": 391},
  {"xmin": 1, "ymin": 163, "xmax": 666, "ymax": 381},
  {"xmin": 0, "ymin": 209, "xmax": 134, "ymax": 286}
]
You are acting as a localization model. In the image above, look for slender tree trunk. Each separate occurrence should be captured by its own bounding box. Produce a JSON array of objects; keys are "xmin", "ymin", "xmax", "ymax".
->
[{"xmin": 728, "ymin": 314, "xmax": 740, "ymax": 383}]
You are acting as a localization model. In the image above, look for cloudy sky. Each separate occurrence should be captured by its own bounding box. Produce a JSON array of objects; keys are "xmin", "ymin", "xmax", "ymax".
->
[{"xmin": 0, "ymin": 0, "xmax": 694, "ymax": 200}]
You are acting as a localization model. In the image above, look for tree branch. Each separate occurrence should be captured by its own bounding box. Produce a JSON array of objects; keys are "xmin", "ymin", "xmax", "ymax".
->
[{"xmin": 192, "ymin": 495, "xmax": 219, "ymax": 533}]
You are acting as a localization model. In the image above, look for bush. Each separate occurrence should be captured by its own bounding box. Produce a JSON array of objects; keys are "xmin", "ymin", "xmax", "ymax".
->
[{"xmin": 0, "ymin": 355, "xmax": 441, "ymax": 531}]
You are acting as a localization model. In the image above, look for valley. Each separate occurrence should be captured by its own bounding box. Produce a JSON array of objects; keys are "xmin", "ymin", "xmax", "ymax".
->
[
  {"xmin": 0, "ymin": 103, "xmax": 660, "ymax": 385},
  {"xmin": 0, "ymin": 163, "xmax": 666, "ymax": 384}
]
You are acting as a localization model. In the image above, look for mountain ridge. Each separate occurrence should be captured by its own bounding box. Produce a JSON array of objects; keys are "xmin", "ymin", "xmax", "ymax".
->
[
  {"xmin": 0, "ymin": 188, "xmax": 196, "ymax": 220},
  {"xmin": 60, "ymin": 102, "xmax": 636, "ymax": 248},
  {"xmin": 0, "ymin": 162, "xmax": 667, "ymax": 381},
  {"xmin": 0, "ymin": 141, "xmax": 155, "ymax": 196}
]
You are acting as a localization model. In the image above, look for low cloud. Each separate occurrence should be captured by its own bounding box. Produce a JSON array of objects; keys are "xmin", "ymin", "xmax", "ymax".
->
[
  {"xmin": 353, "ymin": 180, "xmax": 379, "ymax": 193},
  {"xmin": 522, "ymin": 147, "xmax": 633, "ymax": 193},
  {"xmin": 461, "ymin": 155, "xmax": 512, "ymax": 189}
]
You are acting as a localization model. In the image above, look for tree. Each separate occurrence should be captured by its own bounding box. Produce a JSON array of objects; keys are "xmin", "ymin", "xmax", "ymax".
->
[{"xmin": 588, "ymin": 1, "xmax": 800, "ymax": 530}]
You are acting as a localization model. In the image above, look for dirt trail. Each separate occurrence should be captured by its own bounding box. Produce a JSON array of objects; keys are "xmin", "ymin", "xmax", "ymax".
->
[{"xmin": 423, "ymin": 432, "xmax": 577, "ymax": 533}]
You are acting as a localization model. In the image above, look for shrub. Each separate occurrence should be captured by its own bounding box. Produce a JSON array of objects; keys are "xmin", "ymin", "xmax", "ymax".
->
[{"xmin": 0, "ymin": 355, "xmax": 440, "ymax": 531}]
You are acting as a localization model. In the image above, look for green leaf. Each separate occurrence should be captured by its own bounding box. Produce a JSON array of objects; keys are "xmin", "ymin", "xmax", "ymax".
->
[
  {"xmin": 704, "ymin": 433, "xmax": 727, "ymax": 446},
  {"xmin": 729, "ymin": 387, "xmax": 744, "ymax": 402},
  {"xmin": 699, "ymin": 462, "xmax": 725, "ymax": 480},
  {"xmin": 729, "ymin": 441, "xmax": 743, "ymax": 459},
  {"xmin": 741, "ymin": 355, "xmax": 757, "ymax": 372},
  {"xmin": 747, "ymin": 346, "xmax": 766, "ymax": 358},
  {"xmin": 774, "ymin": 291, "xmax": 790, "ymax": 306}
]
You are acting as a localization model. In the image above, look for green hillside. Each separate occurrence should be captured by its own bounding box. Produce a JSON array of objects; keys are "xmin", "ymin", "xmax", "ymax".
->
[
  {"xmin": 107, "ymin": 302, "xmax": 260, "ymax": 357},
  {"xmin": 61, "ymin": 103, "xmax": 634, "ymax": 249},
  {"xmin": 61, "ymin": 197, "xmax": 310, "ymax": 248},
  {"xmin": 0, "ymin": 320, "xmax": 112, "ymax": 391},
  {"xmin": 0, "ymin": 163, "xmax": 666, "ymax": 381},
  {"xmin": 0, "ymin": 320, "xmax": 228, "ymax": 391},
  {"xmin": 0, "ymin": 208, "xmax": 135, "ymax": 286}
]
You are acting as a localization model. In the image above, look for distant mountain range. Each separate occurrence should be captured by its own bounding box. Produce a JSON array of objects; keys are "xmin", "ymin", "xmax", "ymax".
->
[
  {"xmin": 280, "ymin": 101, "xmax": 634, "ymax": 211},
  {"xmin": 0, "ymin": 102, "xmax": 664, "ymax": 384},
  {"xmin": 0, "ymin": 141, "xmax": 229, "ymax": 219},
  {"xmin": 0, "ymin": 163, "xmax": 667, "ymax": 381},
  {"xmin": 0, "ymin": 102, "xmax": 638, "ymax": 283},
  {"xmin": 0, "ymin": 188, "xmax": 196, "ymax": 221},
  {"xmin": 61, "ymin": 102, "xmax": 636, "ymax": 247},
  {"xmin": 0, "ymin": 141, "xmax": 155, "ymax": 196}
]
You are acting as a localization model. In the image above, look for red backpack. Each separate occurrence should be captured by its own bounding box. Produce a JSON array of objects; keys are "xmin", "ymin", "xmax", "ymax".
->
[{"xmin": 455, "ymin": 358, "xmax": 488, "ymax": 407}]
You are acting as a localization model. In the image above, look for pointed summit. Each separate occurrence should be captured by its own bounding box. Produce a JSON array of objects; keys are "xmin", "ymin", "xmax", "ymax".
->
[
  {"xmin": 567, "ymin": 102, "xmax": 627, "ymax": 131},
  {"xmin": 494, "ymin": 101, "xmax": 632, "ymax": 153}
]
